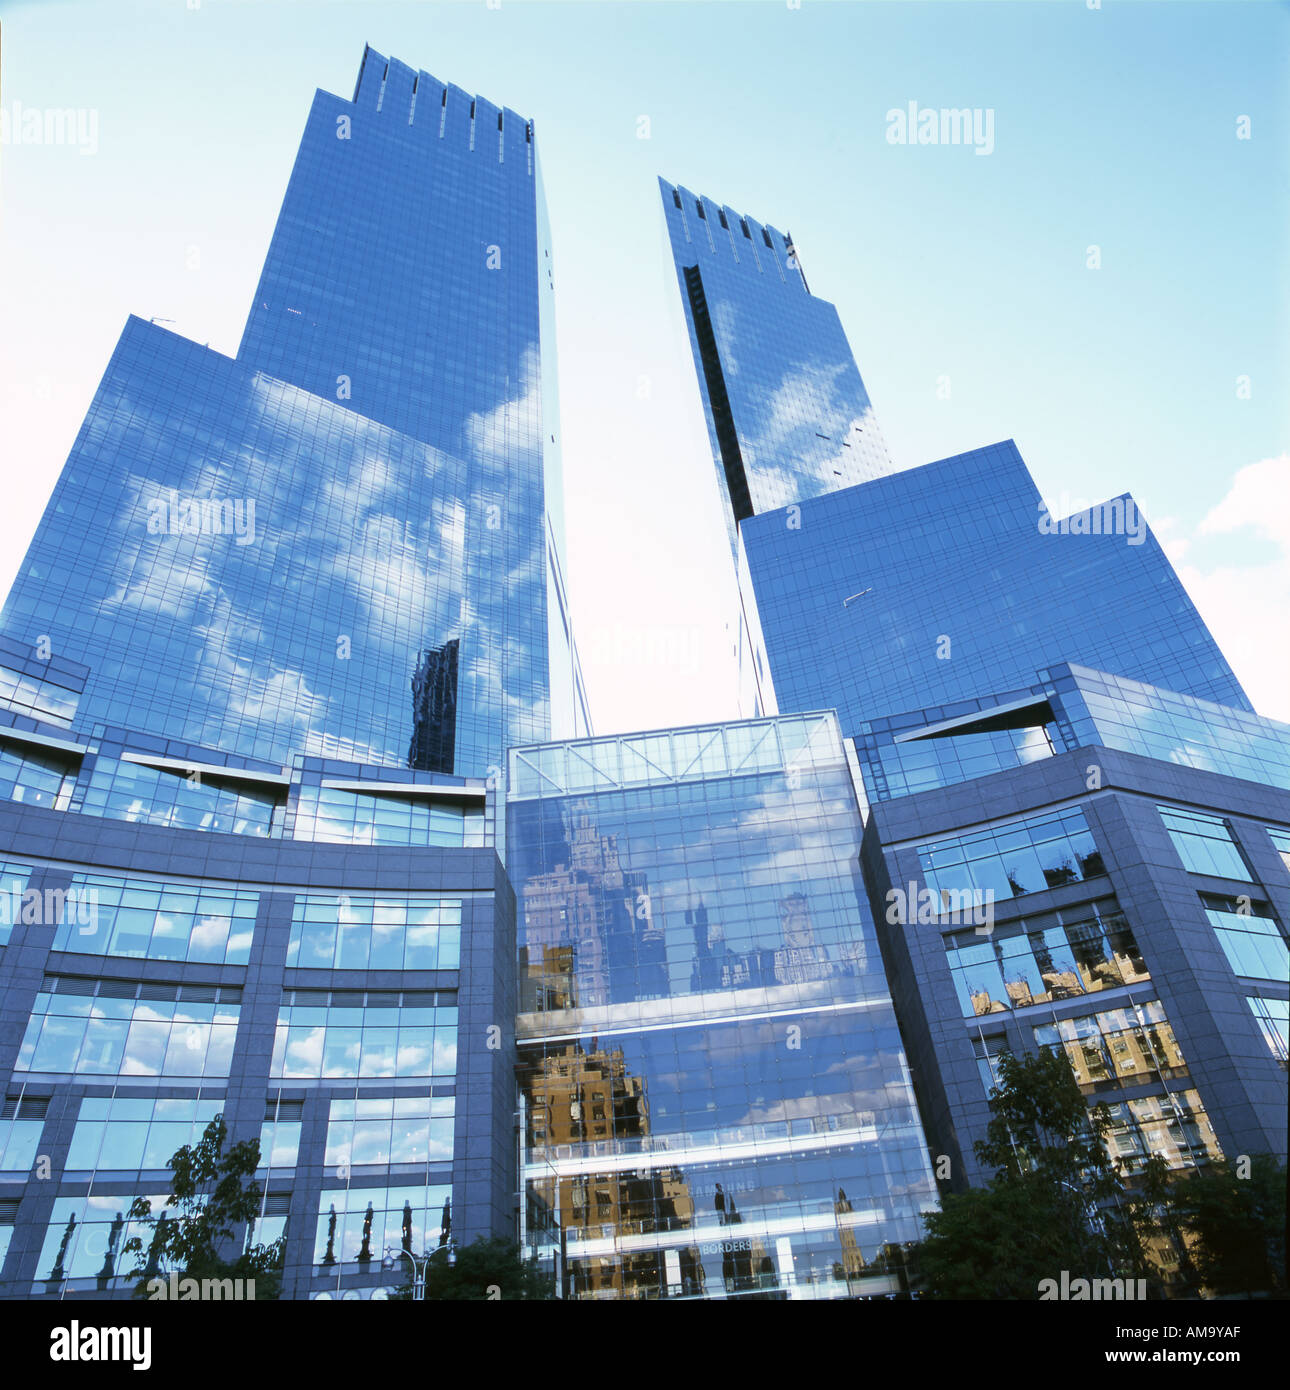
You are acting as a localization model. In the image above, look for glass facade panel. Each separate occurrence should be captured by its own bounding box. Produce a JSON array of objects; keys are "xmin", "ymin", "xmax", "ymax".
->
[
  {"xmin": 866, "ymin": 720, "xmax": 1055, "ymax": 801},
  {"xmin": 64, "ymin": 1096, "xmax": 223, "ymax": 1172},
  {"xmin": 0, "ymin": 47, "xmax": 587, "ymax": 775},
  {"xmin": 0, "ymin": 648, "xmax": 81, "ymax": 725},
  {"xmin": 1101, "ymin": 1089, "xmax": 1221, "ymax": 1173},
  {"xmin": 258, "ymin": 1118, "xmax": 303, "ymax": 1172},
  {"xmin": 660, "ymin": 181, "xmax": 894, "ymax": 554},
  {"xmin": 1033, "ymin": 999, "xmax": 1187, "ymax": 1092},
  {"xmin": 0, "ymin": 1099, "xmax": 44, "ymax": 1176},
  {"xmin": 35, "ymin": 1193, "xmax": 168, "ymax": 1289},
  {"xmin": 292, "ymin": 785, "xmax": 482, "ymax": 847},
  {"xmin": 1053, "ymin": 665, "xmax": 1290, "ymax": 791},
  {"xmin": 81, "ymin": 758, "xmax": 280, "ymax": 837},
  {"xmin": 739, "ymin": 443, "xmax": 1251, "ymax": 740},
  {"xmin": 1159, "ymin": 806, "xmax": 1253, "ymax": 880},
  {"xmin": 947, "ymin": 901, "xmax": 1147, "ymax": 1016},
  {"xmin": 50, "ymin": 873, "xmax": 259, "ymax": 966},
  {"xmin": 323, "ymin": 1096, "xmax": 454, "ymax": 1169},
  {"xmin": 0, "ymin": 741, "xmax": 75, "ymax": 811},
  {"xmin": 1247, "ymin": 996, "xmax": 1289, "ymax": 1064},
  {"xmin": 0, "ymin": 859, "xmax": 35, "ymax": 946},
  {"xmin": 285, "ymin": 896, "xmax": 462, "ymax": 973},
  {"xmin": 917, "ymin": 806, "xmax": 1105, "ymax": 907},
  {"xmin": 15, "ymin": 987, "xmax": 240, "ymax": 1079},
  {"xmin": 270, "ymin": 994, "xmax": 457, "ymax": 1080},
  {"xmin": 1202, "ymin": 898, "xmax": 1289, "ymax": 982},
  {"xmin": 313, "ymin": 1182, "xmax": 451, "ymax": 1269},
  {"xmin": 1268, "ymin": 826, "xmax": 1290, "ymax": 877}
]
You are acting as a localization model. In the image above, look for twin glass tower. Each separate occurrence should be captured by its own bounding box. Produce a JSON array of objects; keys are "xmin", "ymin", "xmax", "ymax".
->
[{"xmin": 0, "ymin": 49, "xmax": 1285, "ymax": 1301}]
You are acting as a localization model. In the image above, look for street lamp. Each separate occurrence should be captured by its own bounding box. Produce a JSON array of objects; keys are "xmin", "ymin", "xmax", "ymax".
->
[{"xmin": 382, "ymin": 1242, "xmax": 455, "ymax": 1301}]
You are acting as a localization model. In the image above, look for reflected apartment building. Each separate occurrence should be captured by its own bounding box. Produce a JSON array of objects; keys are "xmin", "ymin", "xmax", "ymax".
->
[{"xmin": 508, "ymin": 714, "xmax": 937, "ymax": 1299}]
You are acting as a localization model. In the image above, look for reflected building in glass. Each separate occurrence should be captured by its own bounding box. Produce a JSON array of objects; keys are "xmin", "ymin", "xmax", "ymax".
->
[{"xmin": 508, "ymin": 713, "xmax": 938, "ymax": 1299}]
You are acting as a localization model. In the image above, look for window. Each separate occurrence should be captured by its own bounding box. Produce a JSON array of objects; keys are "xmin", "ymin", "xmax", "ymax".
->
[
  {"xmin": 314, "ymin": 1182, "xmax": 451, "ymax": 1267},
  {"xmin": 0, "ymin": 1094, "xmax": 47, "ymax": 1174},
  {"xmin": 259, "ymin": 1102, "xmax": 303, "ymax": 1172},
  {"xmin": 1203, "ymin": 896, "xmax": 1288, "ymax": 981},
  {"xmin": 293, "ymin": 784, "xmax": 482, "ymax": 848},
  {"xmin": 324, "ymin": 1095, "xmax": 454, "ymax": 1169},
  {"xmin": 1247, "ymin": 996, "xmax": 1289, "ymax": 1065},
  {"xmin": 0, "ymin": 740, "xmax": 75, "ymax": 810},
  {"xmin": 270, "ymin": 991, "xmax": 457, "ymax": 1080},
  {"xmin": 0, "ymin": 664, "xmax": 78, "ymax": 724},
  {"xmin": 1268, "ymin": 826, "xmax": 1290, "ymax": 877},
  {"xmin": 1101, "ymin": 1089, "xmax": 1220, "ymax": 1172},
  {"xmin": 51, "ymin": 873, "xmax": 259, "ymax": 966},
  {"xmin": 1034, "ymin": 999, "xmax": 1187, "ymax": 1091},
  {"xmin": 287, "ymin": 894, "xmax": 462, "ymax": 972},
  {"xmin": 917, "ymin": 806, "xmax": 1106, "ymax": 907},
  {"xmin": 946, "ymin": 902, "xmax": 1147, "ymax": 1017},
  {"xmin": 81, "ymin": 758, "xmax": 281, "ymax": 837},
  {"xmin": 36, "ymin": 1194, "xmax": 167, "ymax": 1288},
  {"xmin": 1159, "ymin": 806, "xmax": 1252, "ymax": 880},
  {"xmin": 0, "ymin": 859, "xmax": 35, "ymax": 945},
  {"xmin": 15, "ymin": 981, "xmax": 241, "ymax": 1079},
  {"xmin": 65, "ymin": 1096, "xmax": 223, "ymax": 1172}
]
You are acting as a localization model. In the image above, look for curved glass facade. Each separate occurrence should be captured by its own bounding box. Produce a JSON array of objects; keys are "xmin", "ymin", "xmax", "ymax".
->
[{"xmin": 508, "ymin": 713, "xmax": 936, "ymax": 1299}]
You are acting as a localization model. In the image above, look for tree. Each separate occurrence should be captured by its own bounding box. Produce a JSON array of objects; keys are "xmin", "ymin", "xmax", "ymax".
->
[
  {"xmin": 915, "ymin": 1046, "xmax": 1154, "ymax": 1298},
  {"xmin": 390, "ymin": 1236, "xmax": 555, "ymax": 1300},
  {"xmin": 1169, "ymin": 1155, "xmax": 1287, "ymax": 1298},
  {"xmin": 121, "ymin": 1114, "xmax": 284, "ymax": 1300},
  {"xmin": 917, "ymin": 1170, "xmax": 1108, "ymax": 1300}
]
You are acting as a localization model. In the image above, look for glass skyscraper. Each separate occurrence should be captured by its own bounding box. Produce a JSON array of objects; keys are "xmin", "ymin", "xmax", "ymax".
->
[
  {"xmin": 660, "ymin": 181, "xmax": 895, "ymax": 546},
  {"xmin": 0, "ymin": 48, "xmax": 588, "ymax": 779},
  {"xmin": 1, "ymin": 43, "xmax": 1281, "ymax": 1307},
  {"xmin": 660, "ymin": 181, "xmax": 1250, "ymax": 735}
]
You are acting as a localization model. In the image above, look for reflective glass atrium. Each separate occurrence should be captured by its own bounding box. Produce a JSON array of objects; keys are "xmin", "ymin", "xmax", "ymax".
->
[{"xmin": 508, "ymin": 714, "xmax": 937, "ymax": 1299}]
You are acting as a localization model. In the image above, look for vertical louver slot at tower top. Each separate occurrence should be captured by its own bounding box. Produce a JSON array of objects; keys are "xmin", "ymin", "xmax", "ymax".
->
[{"xmin": 682, "ymin": 264, "xmax": 754, "ymax": 525}]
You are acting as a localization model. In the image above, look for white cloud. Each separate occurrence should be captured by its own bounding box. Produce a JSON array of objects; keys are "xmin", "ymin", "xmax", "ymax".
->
[{"xmin": 1170, "ymin": 454, "xmax": 1290, "ymax": 722}]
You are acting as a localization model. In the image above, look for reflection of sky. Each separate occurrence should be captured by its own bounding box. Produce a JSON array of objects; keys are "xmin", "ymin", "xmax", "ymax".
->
[
  {"xmin": 662, "ymin": 186, "xmax": 896, "ymax": 543},
  {"xmin": 0, "ymin": 318, "xmax": 550, "ymax": 773},
  {"xmin": 510, "ymin": 758, "xmax": 877, "ymax": 1005},
  {"xmin": 1059, "ymin": 667, "xmax": 1290, "ymax": 790},
  {"xmin": 742, "ymin": 442, "xmax": 1253, "ymax": 734},
  {"xmin": 3, "ymin": 66, "xmax": 567, "ymax": 775}
]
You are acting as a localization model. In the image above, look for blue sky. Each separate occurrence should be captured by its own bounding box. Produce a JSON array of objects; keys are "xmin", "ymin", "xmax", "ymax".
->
[{"xmin": 0, "ymin": 0, "xmax": 1286, "ymax": 727}]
